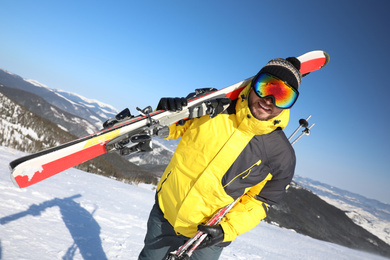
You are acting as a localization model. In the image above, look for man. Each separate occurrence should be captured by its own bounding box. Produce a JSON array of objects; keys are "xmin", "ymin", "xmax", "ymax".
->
[{"xmin": 139, "ymin": 56, "xmax": 302, "ymax": 260}]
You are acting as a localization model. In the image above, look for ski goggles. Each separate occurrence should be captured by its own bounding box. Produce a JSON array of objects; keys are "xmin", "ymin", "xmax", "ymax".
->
[{"xmin": 252, "ymin": 72, "xmax": 299, "ymax": 109}]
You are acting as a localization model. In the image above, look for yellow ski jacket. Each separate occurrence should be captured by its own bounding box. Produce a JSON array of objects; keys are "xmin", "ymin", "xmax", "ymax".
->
[{"xmin": 156, "ymin": 84, "xmax": 296, "ymax": 242}]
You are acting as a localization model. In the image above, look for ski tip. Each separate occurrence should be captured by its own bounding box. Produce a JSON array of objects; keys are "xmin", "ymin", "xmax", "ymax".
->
[
  {"xmin": 298, "ymin": 50, "xmax": 330, "ymax": 75},
  {"xmin": 10, "ymin": 172, "xmax": 22, "ymax": 188},
  {"xmin": 322, "ymin": 51, "xmax": 330, "ymax": 68}
]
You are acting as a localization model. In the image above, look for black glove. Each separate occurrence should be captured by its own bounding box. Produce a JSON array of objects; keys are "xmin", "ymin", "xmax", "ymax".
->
[
  {"xmin": 197, "ymin": 224, "xmax": 225, "ymax": 249},
  {"xmin": 205, "ymin": 98, "xmax": 231, "ymax": 118},
  {"xmin": 157, "ymin": 97, "xmax": 188, "ymax": 111},
  {"xmin": 186, "ymin": 88, "xmax": 218, "ymax": 100},
  {"xmin": 156, "ymin": 88, "xmax": 231, "ymax": 119}
]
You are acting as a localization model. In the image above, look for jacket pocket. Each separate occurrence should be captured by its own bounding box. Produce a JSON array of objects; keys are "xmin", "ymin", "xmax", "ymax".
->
[{"xmin": 223, "ymin": 159, "xmax": 262, "ymax": 188}]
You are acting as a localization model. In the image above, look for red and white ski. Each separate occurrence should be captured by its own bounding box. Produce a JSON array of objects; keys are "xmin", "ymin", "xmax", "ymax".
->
[
  {"xmin": 298, "ymin": 50, "xmax": 330, "ymax": 75},
  {"xmin": 9, "ymin": 50, "xmax": 329, "ymax": 188}
]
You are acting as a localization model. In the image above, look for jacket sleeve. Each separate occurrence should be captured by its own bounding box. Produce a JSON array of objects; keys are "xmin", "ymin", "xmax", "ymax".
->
[
  {"xmin": 166, "ymin": 119, "xmax": 194, "ymax": 140},
  {"xmin": 218, "ymin": 181, "xmax": 269, "ymax": 242}
]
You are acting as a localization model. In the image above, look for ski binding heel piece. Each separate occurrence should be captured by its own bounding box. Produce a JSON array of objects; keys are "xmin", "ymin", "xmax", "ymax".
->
[{"xmin": 103, "ymin": 108, "xmax": 133, "ymax": 129}]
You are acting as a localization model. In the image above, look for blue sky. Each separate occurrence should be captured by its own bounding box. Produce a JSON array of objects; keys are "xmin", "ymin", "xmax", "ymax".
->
[{"xmin": 1, "ymin": 0, "xmax": 389, "ymax": 204}]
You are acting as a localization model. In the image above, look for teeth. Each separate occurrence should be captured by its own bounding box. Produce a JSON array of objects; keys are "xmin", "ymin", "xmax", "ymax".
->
[{"xmin": 259, "ymin": 102, "xmax": 271, "ymax": 110}]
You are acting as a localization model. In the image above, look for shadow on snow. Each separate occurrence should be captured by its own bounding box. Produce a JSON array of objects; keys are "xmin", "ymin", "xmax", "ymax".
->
[{"xmin": 0, "ymin": 194, "xmax": 107, "ymax": 260}]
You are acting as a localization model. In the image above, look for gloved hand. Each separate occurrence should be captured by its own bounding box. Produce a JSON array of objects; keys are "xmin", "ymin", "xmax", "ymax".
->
[
  {"xmin": 204, "ymin": 98, "xmax": 231, "ymax": 118},
  {"xmin": 185, "ymin": 88, "xmax": 218, "ymax": 100},
  {"xmin": 156, "ymin": 97, "xmax": 188, "ymax": 111},
  {"xmin": 156, "ymin": 88, "xmax": 217, "ymax": 112},
  {"xmin": 197, "ymin": 224, "xmax": 225, "ymax": 249},
  {"xmin": 156, "ymin": 88, "xmax": 231, "ymax": 120}
]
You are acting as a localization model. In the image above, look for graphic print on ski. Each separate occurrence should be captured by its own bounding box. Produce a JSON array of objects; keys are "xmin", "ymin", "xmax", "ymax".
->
[{"xmin": 9, "ymin": 50, "xmax": 329, "ymax": 188}]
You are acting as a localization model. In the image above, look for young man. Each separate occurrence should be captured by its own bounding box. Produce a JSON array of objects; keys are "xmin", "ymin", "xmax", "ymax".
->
[{"xmin": 139, "ymin": 56, "xmax": 302, "ymax": 260}]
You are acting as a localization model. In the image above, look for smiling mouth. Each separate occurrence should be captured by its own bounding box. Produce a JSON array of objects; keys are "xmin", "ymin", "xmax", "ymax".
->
[{"xmin": 258, "ymin": 102, "xmax": 271, "ymax": 111}]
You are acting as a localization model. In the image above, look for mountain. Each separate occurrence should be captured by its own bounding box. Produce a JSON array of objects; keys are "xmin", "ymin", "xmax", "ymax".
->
[
  {"xmin": 0, "ymin": 146, "xmax": 387, "ymax": 260},
  {"xmin": 0, "ymin": 91, "xmax": 75, "ymax": 153},
  {"xmin": 294, "ymin": 175, "xmax": 390, "ymax": 246},
  {"xmin": 0, "ymin": 68, "xmax": 118, "ymax": 130},
  {"xmin": 0, "ymin": 84, "xmax": 97, "ymax": 137},
  {"xmin": 265, "ymin": 181, "xmax": 390, "ymax": 257}
]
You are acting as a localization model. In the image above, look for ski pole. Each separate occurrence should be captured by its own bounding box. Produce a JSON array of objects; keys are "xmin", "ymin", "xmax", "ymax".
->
[
  {"xmin": 291, "ymin": 123, "xmax": 315, "ymax": 146},
  {"xmin": 288, "ymin": 115, "xmax": 311, "ymax": 141},
  {"xmin": 166, "ymin": 197, "xmax": 240, "ymax": 260},
  {"xmin": 167, "ymin": 198, "xmax": 239, "ymax": 259},
  {"xmin": 183, "ymin": 198, "xmax": 240, "ymax": 258}
]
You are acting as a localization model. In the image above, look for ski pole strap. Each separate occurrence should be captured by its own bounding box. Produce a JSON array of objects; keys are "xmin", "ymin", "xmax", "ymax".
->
[{"xmin": 166, "ymin": 197, "xmax": 240, "ymax": 259}]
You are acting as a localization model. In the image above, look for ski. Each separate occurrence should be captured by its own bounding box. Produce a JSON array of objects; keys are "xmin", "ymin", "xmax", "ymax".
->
[
  {"xmin": 298, "ymin": 50, "xmax": 330, "ymax": 75},
  {"xmin": 9, "ymin": 50, "xmax": 329, "ymax": 188}
]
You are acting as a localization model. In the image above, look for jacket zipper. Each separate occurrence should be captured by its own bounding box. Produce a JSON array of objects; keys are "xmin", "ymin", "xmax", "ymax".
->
[
  {"xmin": 223, "ymin": 159, "xmax": 262, "ymax": 188},
  {"xmin": 157, "ymin": 170, "xmax": 171, "ymax": 194}
]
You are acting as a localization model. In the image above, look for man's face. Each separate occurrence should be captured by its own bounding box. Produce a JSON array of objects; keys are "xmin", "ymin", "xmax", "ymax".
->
[{"xmin": 248, "ymin": 88, "xmax": 284, "ymax": 121}]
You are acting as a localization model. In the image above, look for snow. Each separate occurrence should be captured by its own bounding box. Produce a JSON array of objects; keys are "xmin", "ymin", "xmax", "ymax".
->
[
  {"xmin": 322, "ymin": 196, "xmax": 390, "ymax": 246},
  {"xmin": 0, "ymin": 146, "xmax": 387, "ymax": 260},
  {"xmin": 0, "ymin": 68, "xmax": 16, "ymax": 76},
  {"xmin": 0, "ymin": 116, "xmax": 46, "ymax": 145},
  {"xmin": 24, "ymin": 79, "xmax": 50, "ymax": 89},
  {"xmin": 56, "ymin": 125, "xmax": 69, "ymax": 133},
  {"xmin": 294, "ymin": 175, "xmax": 390, "ymax": 246},
  {"xmin": 55, "ymin": 89, "xmax": 118, "ymax": 114}
]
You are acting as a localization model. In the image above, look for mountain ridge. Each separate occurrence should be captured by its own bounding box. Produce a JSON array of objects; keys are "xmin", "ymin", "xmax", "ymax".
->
[
  {"xmin": 0, "ymin": 84, "xmax": 97, "ymax": 137},
  {"xmin": 0, "ymin": 68, "xmax": 118, "ymax": 130}
]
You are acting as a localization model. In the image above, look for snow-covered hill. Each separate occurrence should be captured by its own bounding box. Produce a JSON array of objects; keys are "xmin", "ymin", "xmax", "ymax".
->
[
  {"xmin": 0, "ymin": 146, "xmax": 387, "ymax": 260},
  {"xmin": 0, "ymin": 91, "xmax": 75, "ymax": 153},
  {"xmin": 0, "ymin": 69, "xmax": 118, "ymax": 130},
  {"xmin": 0, "ymin": 84, "xmax": 97, "ymax": 137},
  {"xmin": 295, "ymin": 176, "xmax": 390, "ymax": 246}
]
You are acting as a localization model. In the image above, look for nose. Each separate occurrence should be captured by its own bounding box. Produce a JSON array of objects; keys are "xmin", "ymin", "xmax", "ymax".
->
[{"xmin": 263, "ymin": 97, "xmax": 273, "ymax": 105}]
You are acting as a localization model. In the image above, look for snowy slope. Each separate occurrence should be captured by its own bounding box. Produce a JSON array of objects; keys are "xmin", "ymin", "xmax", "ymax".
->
[
  {"xmin": 295, "ymin": 175, "xmax": 390, "ymax": 246},
  {"xmin": 0, "ymin": 146, "xmax": 387, "ymax": 260}
]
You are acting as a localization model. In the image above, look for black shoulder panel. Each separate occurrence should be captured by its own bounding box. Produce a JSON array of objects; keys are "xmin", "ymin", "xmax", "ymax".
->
[
  {"xmin": 256, "ymin": 130, "xmax": 296, "ymax": 205},
  {"xmin": 221, "ymin": 129, "xmax": 296, "ymax": 204}
]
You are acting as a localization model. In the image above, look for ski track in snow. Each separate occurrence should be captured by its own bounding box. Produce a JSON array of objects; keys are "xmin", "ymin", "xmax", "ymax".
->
[{"xmin": 0, "ymin": 146, "xmax": 387, "ymax": 260}]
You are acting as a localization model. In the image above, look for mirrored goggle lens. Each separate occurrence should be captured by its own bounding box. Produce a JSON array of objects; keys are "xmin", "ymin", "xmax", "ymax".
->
[{"xmin": 253, "ymin": 73, "xmax": 299, "ymax": 109}]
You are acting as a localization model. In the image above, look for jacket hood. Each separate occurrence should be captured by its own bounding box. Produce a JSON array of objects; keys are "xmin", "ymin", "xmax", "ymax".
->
[{"xmin": 235, "ymin": 83, "xmax": 290, "ymax": 135}]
